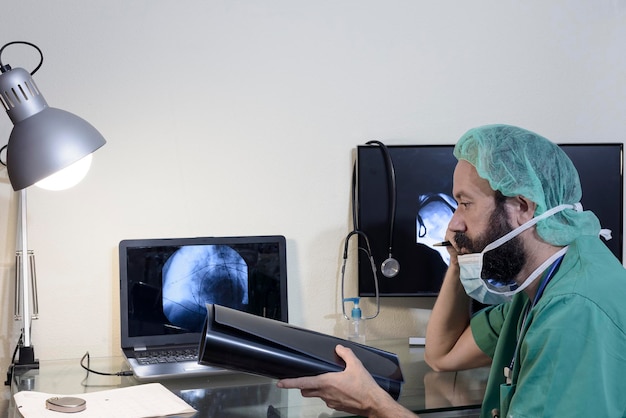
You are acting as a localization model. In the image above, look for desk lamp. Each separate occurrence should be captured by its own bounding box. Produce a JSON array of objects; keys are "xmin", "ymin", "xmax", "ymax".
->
[{"xmin": 0, "ymin": 41, "xmax": 106, "ymax": 379}]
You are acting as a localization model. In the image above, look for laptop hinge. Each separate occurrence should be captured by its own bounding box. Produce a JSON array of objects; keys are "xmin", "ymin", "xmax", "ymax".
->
[{"xmin": 133, "ymin": 345, "xmax": 147, "ymax": 351}]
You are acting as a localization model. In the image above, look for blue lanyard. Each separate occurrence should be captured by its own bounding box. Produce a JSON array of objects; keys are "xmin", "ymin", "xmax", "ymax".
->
[
  {"xmin": 505, "ymin": 254, "xmax": 565, "ymax": 384},
  {"xmin": 531, "ymin": 255, "xmax": 563, "ymax": 306}
]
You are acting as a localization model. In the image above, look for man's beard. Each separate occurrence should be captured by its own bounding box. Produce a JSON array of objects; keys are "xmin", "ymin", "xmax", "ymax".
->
[{"xmin": 455, "ymin": 201, "xmax": 526, "ymax": 285}]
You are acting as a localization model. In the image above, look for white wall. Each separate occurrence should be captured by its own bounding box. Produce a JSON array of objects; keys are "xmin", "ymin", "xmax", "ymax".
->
[{"xmin": 0, "ymin": 1, "xmax": 624, "ymax": 366}]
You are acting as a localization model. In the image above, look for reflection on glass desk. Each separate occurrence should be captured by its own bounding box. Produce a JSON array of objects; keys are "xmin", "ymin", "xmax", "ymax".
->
[{"xmin": 9, "ymin": 339, "xmax": 489, "ymax": 417}]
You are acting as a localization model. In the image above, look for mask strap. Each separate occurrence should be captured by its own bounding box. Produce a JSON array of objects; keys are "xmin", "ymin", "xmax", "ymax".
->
[
  {"xmin": 482, "ymin": 203, "xmax": 582, "ymax": 254},
  {"xmin": 600, "ymin": 229, "xmax": 612, "ymax": 241},
  {"xmin": 491, "ymin": 246, "xmax": 569, "ymax": 297}
]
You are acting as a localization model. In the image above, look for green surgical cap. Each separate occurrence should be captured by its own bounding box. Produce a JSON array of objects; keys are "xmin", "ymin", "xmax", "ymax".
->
[{"xmin": 453, "ymin": 124, "xmax": 601, "ymax": 245}]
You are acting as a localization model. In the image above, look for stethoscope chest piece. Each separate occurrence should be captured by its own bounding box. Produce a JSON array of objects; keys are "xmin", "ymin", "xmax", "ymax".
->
[{"xmin": 381, "ymin": 256, "xmax": 400, "ymax": 278}]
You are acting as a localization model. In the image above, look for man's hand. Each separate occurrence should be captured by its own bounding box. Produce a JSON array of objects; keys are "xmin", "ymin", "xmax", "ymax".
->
[{"xmin": 277, "ymin": 344, "xmax": 416, "ymax": 418}]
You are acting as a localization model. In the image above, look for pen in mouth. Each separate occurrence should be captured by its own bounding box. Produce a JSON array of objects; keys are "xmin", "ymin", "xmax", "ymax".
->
[{"xmin": 432, "ymin": 241, "xmax": 452, "ymax": 247}]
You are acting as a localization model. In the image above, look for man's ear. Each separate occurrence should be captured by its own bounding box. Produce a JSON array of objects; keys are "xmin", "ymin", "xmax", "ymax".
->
[{"xmin": 507, "ymin": 195, "xmax": 537, "ymax": 226}]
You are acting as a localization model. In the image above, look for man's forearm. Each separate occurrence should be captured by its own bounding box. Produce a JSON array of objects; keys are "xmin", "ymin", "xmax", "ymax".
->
[
  {"xmin": 367, "ymin": 387, "xmax": 419, "ymax": 418},
  {"xmin": 424, "ymin": 263, "xmax": 473, "ymax": 370}
]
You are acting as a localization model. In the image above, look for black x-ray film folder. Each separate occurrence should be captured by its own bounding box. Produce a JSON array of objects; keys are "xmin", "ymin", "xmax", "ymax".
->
[{"xmin": 199, "ymin": 304, "xmax": 404, "ymax": 400}]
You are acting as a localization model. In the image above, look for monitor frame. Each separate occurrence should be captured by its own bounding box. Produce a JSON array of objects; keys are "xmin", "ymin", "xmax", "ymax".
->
[
  {"xmin": 356, "ymin": 143, "xmax": 623, "ymax": 297},
  {"xmin": 119, "ymin": 235, "xmax": 288, "ymax": 348}
]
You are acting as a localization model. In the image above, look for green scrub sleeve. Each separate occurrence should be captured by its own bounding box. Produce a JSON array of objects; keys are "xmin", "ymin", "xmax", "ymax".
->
[{"xmin": 470, "ymin": 303, "xmax": 508, "ymax": 358}]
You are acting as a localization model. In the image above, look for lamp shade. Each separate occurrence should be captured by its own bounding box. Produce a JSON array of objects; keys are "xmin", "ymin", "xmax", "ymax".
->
[
  {"xmin": 6, "ymin": 107, "xmax": 106, "ymax": 190},
  {"xmin": 1, "ymin": 66, "xmax": 106, "ymax": 190}
]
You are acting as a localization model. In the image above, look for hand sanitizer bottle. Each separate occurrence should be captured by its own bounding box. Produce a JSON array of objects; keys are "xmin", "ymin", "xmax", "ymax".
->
[{"xmin": 344, "ymin": 297, "xmax": 366, "ymax": 344}]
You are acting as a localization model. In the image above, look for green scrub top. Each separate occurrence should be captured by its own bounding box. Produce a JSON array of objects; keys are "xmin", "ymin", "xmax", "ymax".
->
[{"xmin": 470, "ymin": 236, "xmax": 626, "ymax": 418}]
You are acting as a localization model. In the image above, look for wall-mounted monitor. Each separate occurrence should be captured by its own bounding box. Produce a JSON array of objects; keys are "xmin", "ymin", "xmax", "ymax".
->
[{"xmin": 356, "ymin": 143, "xmax": 623, "ymax": 297}]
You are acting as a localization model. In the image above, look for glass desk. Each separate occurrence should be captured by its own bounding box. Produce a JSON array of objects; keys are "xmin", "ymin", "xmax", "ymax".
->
[{"xmin": 8, "ymin": 339, "xmax": 489, "ymax": 417}]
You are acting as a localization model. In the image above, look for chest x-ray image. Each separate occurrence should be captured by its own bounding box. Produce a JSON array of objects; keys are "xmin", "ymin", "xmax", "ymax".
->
[
  {"xmin": 415, "ymin": 193, "xmax": 457, "ymax": 265},
  {"xmin": 162, "ymin": 245, "xmax": 249, "ymax": 332}
]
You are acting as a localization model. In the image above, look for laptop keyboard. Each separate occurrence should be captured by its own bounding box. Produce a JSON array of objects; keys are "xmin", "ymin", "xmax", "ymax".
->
[{"xmin": 135, "ymin": 348, "xmax": 199, "ymax": 365}]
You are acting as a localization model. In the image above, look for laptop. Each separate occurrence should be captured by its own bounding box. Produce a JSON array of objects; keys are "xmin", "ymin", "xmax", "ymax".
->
[{"xmin": 118, "ymin": 235, "xmax": 288, "ymax": 380}]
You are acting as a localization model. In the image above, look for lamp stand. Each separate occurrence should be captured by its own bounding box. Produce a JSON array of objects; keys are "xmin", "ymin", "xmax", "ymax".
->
[{"xmin": 5, "ymin": 189, "xmax": 39, "ymax": 386}]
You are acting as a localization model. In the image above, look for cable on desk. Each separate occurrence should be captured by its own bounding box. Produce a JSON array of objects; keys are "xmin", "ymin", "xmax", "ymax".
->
[
  {"xmin": 80, "ymin": 352, "xmax": 133, "ymax": 377},
  {"xmin": 5, "ymin": 332, "xmax": 25, "ymax": 386}
]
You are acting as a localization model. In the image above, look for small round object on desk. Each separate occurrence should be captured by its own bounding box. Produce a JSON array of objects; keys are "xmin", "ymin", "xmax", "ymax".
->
[{"xmin": 45, "ymin": 396, "xmax": 87, "ymax": 413}]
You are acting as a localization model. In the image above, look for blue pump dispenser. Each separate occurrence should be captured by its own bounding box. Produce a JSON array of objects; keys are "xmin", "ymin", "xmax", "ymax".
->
[
  {"xmin": 345, "ymin": 297, "xmax": 362, "ymax": 320},
  {"xmin": 343, "ymin": 297, "xmax": 366, "ymax": 343}
]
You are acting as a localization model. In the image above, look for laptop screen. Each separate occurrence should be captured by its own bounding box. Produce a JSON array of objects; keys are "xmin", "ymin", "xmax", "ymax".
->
[{"xmin": 119, "ymin": 235, "xmax": 288, "ymax": 349}]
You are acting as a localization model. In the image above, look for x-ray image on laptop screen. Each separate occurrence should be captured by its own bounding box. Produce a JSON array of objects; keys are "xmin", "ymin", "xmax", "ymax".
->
[{"xmin": 119, "ymin": 236, "xmax": 288, "ymax": 342}]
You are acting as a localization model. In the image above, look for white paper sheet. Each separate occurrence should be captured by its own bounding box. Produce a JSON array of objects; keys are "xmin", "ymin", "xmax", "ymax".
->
[{"xmin": 13, "ymin": 383, "xmax": 196, "ymax": 418}]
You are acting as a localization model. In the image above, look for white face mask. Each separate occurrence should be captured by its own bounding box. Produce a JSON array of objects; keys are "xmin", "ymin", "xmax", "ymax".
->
[{"xmin": 458, "ymin": 203, "xmax": 581, "ymax": 304}]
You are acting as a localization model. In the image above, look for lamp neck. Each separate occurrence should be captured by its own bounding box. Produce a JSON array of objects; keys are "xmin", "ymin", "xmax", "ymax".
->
[{"xmin": 0, "ymin": 66, "xmax": 48, "ymax": 124}]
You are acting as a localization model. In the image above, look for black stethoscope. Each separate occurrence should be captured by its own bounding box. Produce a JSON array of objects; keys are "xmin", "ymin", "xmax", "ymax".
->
[
  {"xmin": 340, "ymin": 140, "xmax": 398, "ymax": 320},
  {"xmin": 354, "ymin": 140, "xmax": 399, "ymax": 278}
]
